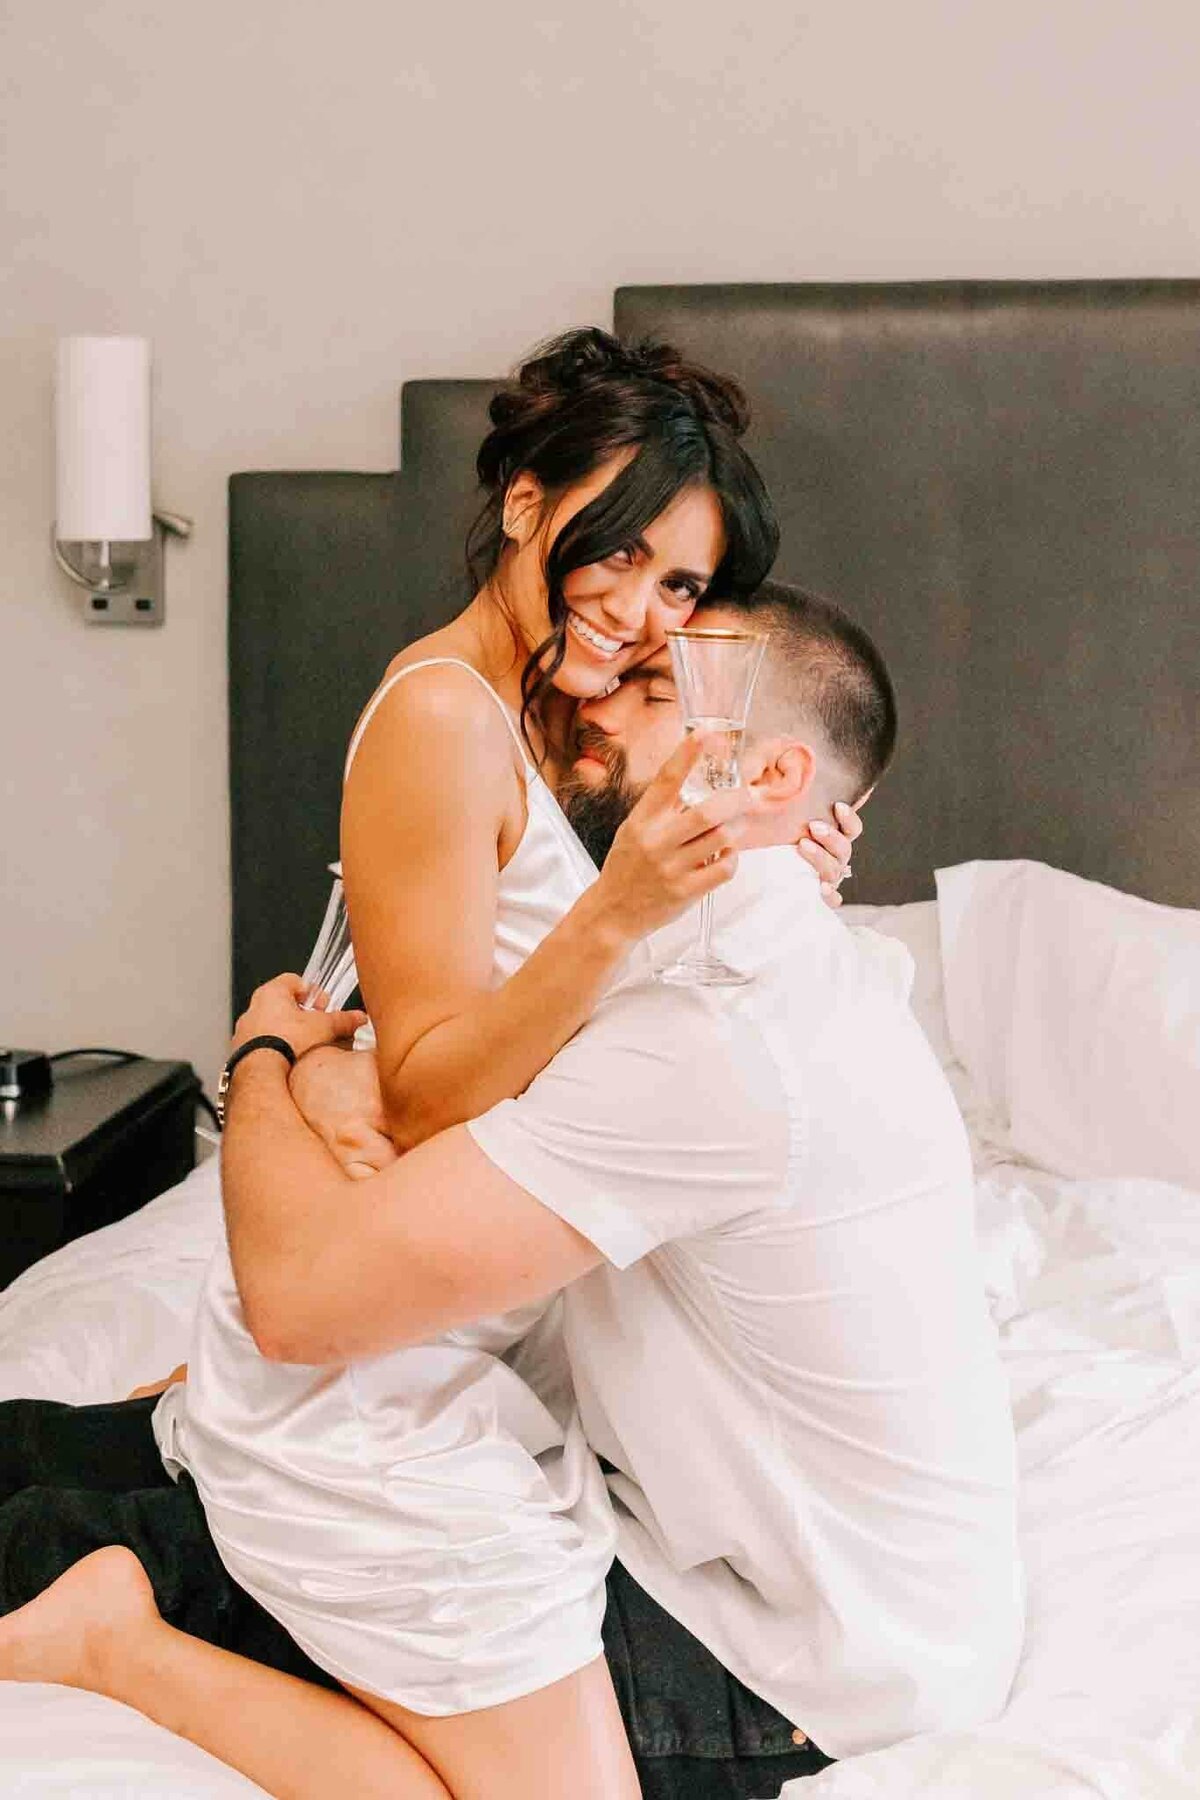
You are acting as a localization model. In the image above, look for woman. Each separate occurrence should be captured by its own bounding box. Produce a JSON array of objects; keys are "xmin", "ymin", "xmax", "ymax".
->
[{"xmin": 0, "ymin": 329, "xmax": 857, "ymax": 1799}]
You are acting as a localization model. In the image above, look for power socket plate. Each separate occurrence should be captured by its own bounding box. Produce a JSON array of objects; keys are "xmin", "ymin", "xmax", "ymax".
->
[
  {"xmin": 87, "ymin": 588, "xmax": 162, "ymax": 625},
  {"xmin": 83, "ymin": 531, "xmax": 165, "ymax": 626}
]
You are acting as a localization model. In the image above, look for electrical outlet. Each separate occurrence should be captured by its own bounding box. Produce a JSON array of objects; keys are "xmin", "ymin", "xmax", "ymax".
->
[
  {"xmin": 80, "ymin": 527, "xmax": 166, "ymax": 625},
  {"xmin": 86, "ymin": 588, "xmax": 163, "ymax": 625}
]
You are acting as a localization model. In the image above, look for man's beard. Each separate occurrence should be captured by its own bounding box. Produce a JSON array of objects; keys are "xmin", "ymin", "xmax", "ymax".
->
[{"xmin": 558, "ymin": 723, "xmax": 645, "ymax": 867}]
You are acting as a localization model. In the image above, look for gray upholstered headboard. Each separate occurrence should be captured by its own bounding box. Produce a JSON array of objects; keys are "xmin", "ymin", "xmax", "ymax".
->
[{"xmin": 229, "ymin": 282, "xmax": 1200, "ymax": 1013}]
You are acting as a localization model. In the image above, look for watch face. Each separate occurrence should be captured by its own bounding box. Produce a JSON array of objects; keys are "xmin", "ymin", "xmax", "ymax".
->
[{"xmin": 215, "ymin": 1066, "xmax": 232, "ymax": 1127}]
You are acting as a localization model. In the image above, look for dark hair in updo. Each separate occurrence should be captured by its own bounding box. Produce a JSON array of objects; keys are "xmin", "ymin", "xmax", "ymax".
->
[{"xmin": 466, "ymin": 326, "xmax": 779, "ymax": 752}]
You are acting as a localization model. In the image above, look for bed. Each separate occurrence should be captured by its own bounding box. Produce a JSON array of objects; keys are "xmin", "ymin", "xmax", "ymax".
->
[{"xmin": 3, "ymin": 282, "xmax": 1199, "ymax": 1797}]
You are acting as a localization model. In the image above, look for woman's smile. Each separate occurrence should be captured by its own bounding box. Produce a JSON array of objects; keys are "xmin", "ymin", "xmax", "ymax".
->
[{"xmin": 565, "ymin": 607, "xmax": 628, "ymax": 661}]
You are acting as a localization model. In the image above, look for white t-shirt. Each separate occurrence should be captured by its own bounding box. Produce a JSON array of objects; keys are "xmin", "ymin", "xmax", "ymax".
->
[{"xmin": 469, "ymin": 849, "xmax": 1023, "ymax": 1760}]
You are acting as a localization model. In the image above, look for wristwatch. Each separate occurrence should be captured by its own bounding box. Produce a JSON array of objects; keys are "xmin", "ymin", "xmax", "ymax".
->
[{"xmin": 214, "ymin": 1035, "xmax": 297, "ymax": 1128}]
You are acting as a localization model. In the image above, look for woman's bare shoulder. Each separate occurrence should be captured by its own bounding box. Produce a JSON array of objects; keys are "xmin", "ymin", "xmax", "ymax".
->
[
  {"xmin": 348, "ymin": 636, "xmax": 518, "ymax": 810},
  {"xmin": 369, "ymin": 623, "xmax": 495, "ymax": 721},
  {"xmin": 362, "ymin": 658, "xmax": 509, "ymax": 750},
  {"xmin": 382, "ymin": 617, "xmax": 469, "ymax": 675}
]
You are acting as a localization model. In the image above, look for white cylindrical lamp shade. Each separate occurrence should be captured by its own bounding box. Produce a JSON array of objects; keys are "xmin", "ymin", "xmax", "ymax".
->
[{"xmin": 55, "ymin": 336, "xmax": 152, "ymax": 542}]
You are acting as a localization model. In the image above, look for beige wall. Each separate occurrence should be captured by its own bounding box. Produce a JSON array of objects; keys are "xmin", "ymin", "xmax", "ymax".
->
[{"xmin": 2, "ymin": 0, "xmax": 1197, "ymax": 1094}]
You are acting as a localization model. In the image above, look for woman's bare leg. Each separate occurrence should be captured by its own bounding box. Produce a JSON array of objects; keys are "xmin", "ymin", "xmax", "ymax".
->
[
  {"xmin": 345, "ymin": 1656, "xmax": 643, "ymax": 1800},
  {"xmin": 0, "ymin": 1548, "xmax": 451, "ymax": 1799},
  {"xmin": 0, "ymin": 1548, "xmax": 641, "ymax": 1800}
]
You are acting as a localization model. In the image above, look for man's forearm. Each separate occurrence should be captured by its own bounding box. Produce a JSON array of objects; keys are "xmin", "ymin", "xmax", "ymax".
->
[
  {"xmin": 221, "ymin": 1054, "xmax": 358, "ymax": 1353},
  {"xmin": 218, "ymin": 1050, "xmax": 595, "ymax": 1367}
]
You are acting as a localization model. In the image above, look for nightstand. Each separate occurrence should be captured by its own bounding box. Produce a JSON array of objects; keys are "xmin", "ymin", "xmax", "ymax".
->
[{"xmin": 0, "ymin": 1056, "xmax": 202, "ymax": 1288}]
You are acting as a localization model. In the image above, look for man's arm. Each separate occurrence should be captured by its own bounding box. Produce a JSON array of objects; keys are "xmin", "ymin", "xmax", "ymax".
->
[
  {"xmin": 222, "ymin": 1051, "xmax": 603, "ymax": 1365},
  {"xmin": 222, "ymin": 967, "xmax": 785, "ymax": 1364}
]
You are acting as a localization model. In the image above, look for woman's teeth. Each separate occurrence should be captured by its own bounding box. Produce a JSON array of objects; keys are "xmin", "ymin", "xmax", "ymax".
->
[{"xmin": 567, "ymin": 611, "xmax": 624, "ymax": 659}]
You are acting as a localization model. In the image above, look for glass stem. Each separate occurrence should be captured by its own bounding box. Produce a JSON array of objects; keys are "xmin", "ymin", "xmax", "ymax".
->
[{"xmin": 697, "ymin": 890, "xmax": 715, "ymax": 963}]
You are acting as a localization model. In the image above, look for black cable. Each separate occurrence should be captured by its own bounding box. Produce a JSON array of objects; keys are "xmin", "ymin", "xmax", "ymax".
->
[
  {"xmin": 195, "ymin": 1090, "xmax": 222, "ymax": 1132},
  {"xmin": 49, "ymin": 1045, "xmax": 222, "ymax": 1135}
]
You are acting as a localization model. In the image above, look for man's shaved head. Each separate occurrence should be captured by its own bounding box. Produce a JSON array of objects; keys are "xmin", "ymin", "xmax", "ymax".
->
[{"xmin": 697, "ymin": 580, "xmax": 897, "ymax": 802}]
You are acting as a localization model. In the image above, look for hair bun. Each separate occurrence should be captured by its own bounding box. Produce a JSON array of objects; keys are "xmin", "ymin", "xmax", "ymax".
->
[
  {"xmin": 493, "ymin": 326, "xmax": 750, "ymax": 438},
  {"xmin": 612, "ymin": 339, "xmax": 751, "ymax": 437},
  {"xmin": 520, "ymin": 327, "xmax": 625, "ymax": 394}
]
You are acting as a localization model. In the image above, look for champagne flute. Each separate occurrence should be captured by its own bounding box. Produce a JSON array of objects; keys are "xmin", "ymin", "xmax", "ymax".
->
[
  {"xmin": 300, "ymin": 863, "xmax": 360, "ymax": 1011},
  {"xmin": 657, "ymin": 626, "xmax": 768, "ymax": 988}
]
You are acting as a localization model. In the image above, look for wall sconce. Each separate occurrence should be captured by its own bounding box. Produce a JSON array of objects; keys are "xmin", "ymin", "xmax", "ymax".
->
[{"xmin": 53, "ymin": 335, "xmax": 193, "ymax": 626}]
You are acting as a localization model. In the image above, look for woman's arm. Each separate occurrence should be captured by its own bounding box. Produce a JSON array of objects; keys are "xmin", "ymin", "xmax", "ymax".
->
[{"xmin": 342, "ymin": 666, "xmax": 741, "ymax": 1153}]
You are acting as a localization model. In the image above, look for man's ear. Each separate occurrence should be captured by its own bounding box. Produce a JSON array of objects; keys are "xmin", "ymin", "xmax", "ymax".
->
[
  {"xmin": 739, "ymin": 737, "xmax": 818, "ymax": 851},
  {"xmin": 503, "ymin": 471, "xmax": 545, "ymax": 545},
  {"xmin": 744, "ymin": 736, "xmax": 816, "ymax": 805}
]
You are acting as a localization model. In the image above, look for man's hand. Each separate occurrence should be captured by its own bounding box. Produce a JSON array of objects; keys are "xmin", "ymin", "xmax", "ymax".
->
[
  {"xmin": 232, "ymin": 974, "xmax": 368, "ymax": 1060},
  {"xmin": 291, "ymin": 1045, "xmax": 399, "ymax": 1180},
  {"xmin": 127, "ymin": 1362, "xmax": 188, "ymax": 1401},
  {"xmin": 798, "ymin": 800, "xmax": 863, "ymax": 909}
]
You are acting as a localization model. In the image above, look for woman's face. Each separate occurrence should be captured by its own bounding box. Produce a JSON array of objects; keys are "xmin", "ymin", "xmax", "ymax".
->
[{"xmin": 505, "ymin": 455, "xmax": 727, "ymax": 699}]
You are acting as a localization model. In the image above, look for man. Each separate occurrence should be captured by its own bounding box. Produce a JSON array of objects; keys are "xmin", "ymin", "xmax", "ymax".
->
[{"xmin": 0, "ymin": 583, "xmax": 1022, "ymax": 1797}]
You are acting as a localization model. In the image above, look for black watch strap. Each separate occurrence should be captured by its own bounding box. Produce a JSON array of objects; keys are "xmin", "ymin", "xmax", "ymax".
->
[{"xmin": 215, "ymin": 1034, "xmax": 297, "ymax": 1128}]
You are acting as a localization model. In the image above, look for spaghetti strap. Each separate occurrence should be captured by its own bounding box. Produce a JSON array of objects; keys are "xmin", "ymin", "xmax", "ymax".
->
[{"xmin": 343, "ymin": 656, "xmax": 532, "ymax": 781}]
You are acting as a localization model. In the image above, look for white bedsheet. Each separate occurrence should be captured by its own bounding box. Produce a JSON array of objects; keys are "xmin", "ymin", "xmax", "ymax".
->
[
  {"xmin": 0, "ymin": 1153, "xmax": 224, "ymax": 1407},
  {"xmin": 796, "ymin": 1160, "xmax": 1200, "ymax": 1799},
  {"xmin": 3, "ymin": 978, "xmax": 1200, "ymax": 1793}
]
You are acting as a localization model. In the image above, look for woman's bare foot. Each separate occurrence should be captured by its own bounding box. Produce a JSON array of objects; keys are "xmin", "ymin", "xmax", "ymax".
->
[{"xmin": 0, "ymin": 1545, "xmax": 159, "ymax": 1694}]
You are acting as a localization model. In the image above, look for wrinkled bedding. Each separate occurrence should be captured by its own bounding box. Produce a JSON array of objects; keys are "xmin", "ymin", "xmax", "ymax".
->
[{"xmin": 2, "ymin": 866, "xmax": 1198, "ymax": 1799}]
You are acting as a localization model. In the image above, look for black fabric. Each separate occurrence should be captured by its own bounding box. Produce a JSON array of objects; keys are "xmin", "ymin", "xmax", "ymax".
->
[
  {"xmin": 0, "ymin": 1397, "xmax": 832, "ymax": 1793},
  {"xmin": 0, "ymin": 1397, "xmax": 339, "ymax": 1692},
  {"xmin": 0, "ymin": 1395, "xmax": 171, "ymax": 1498},
  {"xmin": 602, "ymin": 1556, "xmax": 833, "ymax": 1797}
]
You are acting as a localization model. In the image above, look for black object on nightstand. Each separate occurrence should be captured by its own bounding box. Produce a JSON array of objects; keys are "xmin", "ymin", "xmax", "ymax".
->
[{"xmin": 0, "ymin": 1055, "xmax": 202, "ymax": 1289}]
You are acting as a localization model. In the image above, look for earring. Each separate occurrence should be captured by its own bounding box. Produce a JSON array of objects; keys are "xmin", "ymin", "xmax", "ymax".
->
[{"xmin": 504, "ymin": 500, "xmax": 533, "ymax": 543}]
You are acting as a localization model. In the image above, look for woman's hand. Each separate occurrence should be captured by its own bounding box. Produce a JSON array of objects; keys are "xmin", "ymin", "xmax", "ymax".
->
[
  {"xmin": 290, "ymin": 1046, "xmax": 400, "ymax": 1180},
  {"xmin": 232, "ymin": 975, "xmax": 368, "ymax": 1061},
  {"xmin": 592, "ymin": 733, "xmax": 755, "ymax": 943},
  {"xmin": 797, "ymin": 801, "xmax": 863, "ymax": 909}
]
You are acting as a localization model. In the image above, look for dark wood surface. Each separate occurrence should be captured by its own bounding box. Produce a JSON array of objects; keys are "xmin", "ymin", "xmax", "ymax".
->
[
  {"xmin": 0, "ymin": 1057, "xmax": 200, "ymax": 1286},
  {"xmin": 0, "ymin": 1058, "xmax": 197, "ymax": 1184}
]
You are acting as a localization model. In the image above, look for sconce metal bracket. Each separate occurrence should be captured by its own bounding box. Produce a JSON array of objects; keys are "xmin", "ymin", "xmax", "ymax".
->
[{"xmin": 53, "ymin": 510, "xmax": 193, "ymax": 627}]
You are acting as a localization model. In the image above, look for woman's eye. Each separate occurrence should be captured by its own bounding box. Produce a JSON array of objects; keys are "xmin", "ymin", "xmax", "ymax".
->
[
  {"xmin": 646, "ymin": 689, "xmax": 677, "ymax": 706},
  {"xmin": 608, "ymin": 545, "xmax": 636, "ymax": 567},
  {"xmin": 664, "ymin": 578, "xmax": 702, "ymax": 603}
]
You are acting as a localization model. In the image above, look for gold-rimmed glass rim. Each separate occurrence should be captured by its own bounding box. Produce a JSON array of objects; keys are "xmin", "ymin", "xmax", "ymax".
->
[{"xmin": 664, "ymin": 626, "xmax": 769, "ymax": 641}]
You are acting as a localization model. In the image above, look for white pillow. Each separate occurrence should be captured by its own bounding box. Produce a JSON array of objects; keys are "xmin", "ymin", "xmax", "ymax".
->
[{"xmin": 936, "ymin": 860, "xmax": 1200, "ymax": 1190}]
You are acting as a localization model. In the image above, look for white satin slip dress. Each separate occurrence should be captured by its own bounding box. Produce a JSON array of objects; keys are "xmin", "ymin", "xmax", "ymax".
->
[{"xmin": 154, "ymin": 656, "xmax": 617, "ymax": 1713}]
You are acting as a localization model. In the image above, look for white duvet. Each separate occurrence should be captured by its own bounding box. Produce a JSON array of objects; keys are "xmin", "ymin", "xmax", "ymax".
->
[{"xmin": 2, "ymin": 862, "xmax": 1198, "ymax": 1800}]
